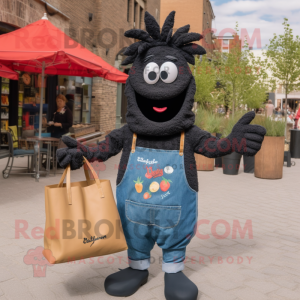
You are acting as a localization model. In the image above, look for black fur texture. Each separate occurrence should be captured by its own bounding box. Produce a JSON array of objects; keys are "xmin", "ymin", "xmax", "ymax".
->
[
  {"xmin": 57, "ymin": 11, "xmax": 266, "ymax": 192},
  {"xmin": 122, "ymin": 11, "xmax": 206, "ymax": 66}
]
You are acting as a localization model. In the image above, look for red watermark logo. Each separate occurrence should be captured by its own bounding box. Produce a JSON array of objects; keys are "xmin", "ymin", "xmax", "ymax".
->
[
  {"xmin": 23, "ymin": 246, "xmax": 54, "ymax": 277},
  {"xmin": 194, "ymin": 219, "xmax": 253, "ymax": 240},
  {"xmin": 16, "ymin": 218, "xmax": 253, "ymax": 241},
  {"xmin": 15, "ymin": 26, "xmax": 262, "ymax": 51},
  {"xmin": 66, "ymin": 255, "xmax": 253, "ymax": 265}
]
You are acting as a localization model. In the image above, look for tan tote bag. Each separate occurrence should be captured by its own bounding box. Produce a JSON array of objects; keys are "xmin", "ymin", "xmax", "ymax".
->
[{"xmin": 43, "ymin": 158, "xmax": 128, "ymax": 264}]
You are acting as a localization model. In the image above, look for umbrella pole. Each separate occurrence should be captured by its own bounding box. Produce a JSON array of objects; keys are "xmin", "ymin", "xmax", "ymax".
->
[
  {"xmin": 36, "ymin": 61, "xmax": 45, "ymax": 181},
  {"xmin": 39, "ymin": 61, "xmax": 45, "ymax": 138}
]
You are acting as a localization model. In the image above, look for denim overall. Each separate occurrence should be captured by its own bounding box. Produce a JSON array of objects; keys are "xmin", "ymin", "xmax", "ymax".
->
[{"xmin": 116, "ymin": 132, "xmax": 198, "ymax": 273}]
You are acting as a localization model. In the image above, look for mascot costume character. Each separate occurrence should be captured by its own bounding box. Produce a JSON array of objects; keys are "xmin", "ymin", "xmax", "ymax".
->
[{"xmin": 57, "ymin": 11, "xmax": 266, "ymax": 300}]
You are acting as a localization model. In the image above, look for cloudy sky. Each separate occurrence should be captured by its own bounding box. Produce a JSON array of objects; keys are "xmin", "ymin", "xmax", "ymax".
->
[{"xmin": 211, "ymin": 0, "xmax": 300, "ymax": 49}]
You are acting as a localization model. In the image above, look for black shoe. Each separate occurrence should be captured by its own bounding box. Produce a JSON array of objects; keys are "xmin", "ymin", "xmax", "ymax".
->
[
  {"xmin": 165, "ymin": 272, "xmax": 198, "ymax": 300},
  {"xmin": 104, "ymin": 267, "xmax": 149, "ymax": 297}
]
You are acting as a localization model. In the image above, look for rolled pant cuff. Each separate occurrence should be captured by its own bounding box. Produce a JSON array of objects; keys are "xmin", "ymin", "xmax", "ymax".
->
[
  {"xmin": 129, "ymin": 258, "xmax": 150, "ymax": 270},
  {"xmin": 162, "ymin": 261, "xmax": 184, "ymax": 273}
]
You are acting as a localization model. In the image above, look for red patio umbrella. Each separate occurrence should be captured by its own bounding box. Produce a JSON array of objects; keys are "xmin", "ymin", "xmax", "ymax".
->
[
  {"xmin": 0, "ymin": 13, "xmax": 128, "ymax": 180},
  {"xmin": 0, "ymin": 14, "xmax": 128, "ymax": 82},
  {"xmin": 0, "ymin": 13, "xmax": 128, "ymax": 137},
  {"xmin": 0, "ymin": 63, "xmax": 19, "ymax": 80}
]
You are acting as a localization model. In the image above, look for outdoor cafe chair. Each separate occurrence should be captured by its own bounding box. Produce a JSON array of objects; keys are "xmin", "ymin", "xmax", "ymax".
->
[
  {"xmin": 2, "ymin": 129, "xmax": 50, "ymax": 179},
  {"xmin": 2, "ymin": 130, "xmax": 37, "ymax": 179},
  {"xmin": 0, "ymin": 147, "xmax": 10, "ymax": 161}
]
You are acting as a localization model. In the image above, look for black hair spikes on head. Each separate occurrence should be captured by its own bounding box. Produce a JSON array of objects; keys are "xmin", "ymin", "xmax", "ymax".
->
[
  {"xmin": 121, "ymin": 11, "xmax": 206, "ymax": 66},
  {"xmin": 144, "ymin": 12, "xmax": 161, "ymax": 40},
  {"xmin": 161, "ymin": 11, "xmax": 175, "ymax": 41},
  {"xmin": 171, "ymin": 25, "xmax": 191, "ymax": 44}
]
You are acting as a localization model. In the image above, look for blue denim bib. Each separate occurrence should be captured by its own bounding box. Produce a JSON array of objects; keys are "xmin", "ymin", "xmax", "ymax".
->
[{"xmin": 116, "ymin": 132, "xmax": 198, "ymax": 269}]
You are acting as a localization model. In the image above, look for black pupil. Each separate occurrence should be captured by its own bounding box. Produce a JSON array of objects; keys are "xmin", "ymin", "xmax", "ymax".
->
[
  {"xmin": 161, "ymin": 71, "xmax": 168, "ymax": 80},
  {"xmin": 148, "ymin": 71, "xmax": 157, "ymax": 81}
]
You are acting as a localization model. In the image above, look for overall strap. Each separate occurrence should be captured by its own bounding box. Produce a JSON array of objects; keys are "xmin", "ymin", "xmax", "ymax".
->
[
  {"xmin": 179, "ymin": 131, "xmax": 185, "ymax": 156},
  {"xmin": 131, "ymin": 133, "xmax": 137, "ymax": 153},
  {"xmin": 131, "ymin": 132, "xmax": 185, "ymax": 155}
]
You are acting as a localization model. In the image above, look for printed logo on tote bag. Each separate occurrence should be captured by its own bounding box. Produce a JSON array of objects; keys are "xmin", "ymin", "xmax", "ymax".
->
[{"xmin": 83, "ymin": 235, "xmax": 107, "ymax": 247}]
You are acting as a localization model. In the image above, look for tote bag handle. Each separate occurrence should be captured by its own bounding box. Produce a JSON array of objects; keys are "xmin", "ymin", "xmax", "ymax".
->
[{"xmin": 57, "ymin": 158, "xmax": 104, "ymax": 205}]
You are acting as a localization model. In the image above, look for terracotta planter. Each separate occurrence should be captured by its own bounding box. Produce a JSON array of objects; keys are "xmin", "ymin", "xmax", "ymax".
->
[
  {"xmin": 254, "ymin": 136, "xmax": 285, "ymax": 179},
  {"xmin": 195, "ymin": 154, "xmax": 215, "ymax": 171},
  {"xmin": 195, "ymin": 133, "xmax": 216, "ymax": 171}
]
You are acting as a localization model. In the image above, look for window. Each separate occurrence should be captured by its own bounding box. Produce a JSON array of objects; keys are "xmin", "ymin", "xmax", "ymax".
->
[
  {"xmin": 223, "ymin": 40, "xmax": 229, "ymax": 46},
  {"xmin": 1, "ymin": 78, "xmax": 10, "ymax": 133},
  {"xmin": 139, "ymin": 7, "xmax": 143, "ymax": 29},
  {"xmin": 134, "ymin": 2, "xmax": 138, "ymax": 24},
  {"xmin": 58, "ymin": 76, "xmax": 92, "ymax": 124},
  {"xmin": 127, "ymin": 0, "xmax": 130, "ymax": 22},
  {"xmin": 18, "ymin": 72, "xmax": 49, "ymax": 135}
]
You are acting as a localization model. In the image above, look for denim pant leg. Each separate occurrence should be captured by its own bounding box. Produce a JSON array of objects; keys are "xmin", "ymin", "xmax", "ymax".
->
[
  {"xmin": 126, "ymin": 223, "xmax": 155, "ymax": 270},
  {"xmin": 162, "ymin": 248, "xmax": 186, "ymax": 273}
]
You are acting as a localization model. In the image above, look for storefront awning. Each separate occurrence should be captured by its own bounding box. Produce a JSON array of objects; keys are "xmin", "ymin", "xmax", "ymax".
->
[
  {"xmin": 0, "ymin": 63, "xmax": 19, "ymax": 80},
  {"xmin": 0, "ymin": 15, "xmax": 128, "ymax": 83}
]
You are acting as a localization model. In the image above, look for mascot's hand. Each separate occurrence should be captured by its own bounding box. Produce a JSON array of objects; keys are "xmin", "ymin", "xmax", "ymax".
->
[
  {"xmin": 228, "ymin": 111, "xmax": 266, "ymax": 156},
  {"xmin": 57, "ymin": 136, "xmax": 94, "ymax": 170}
]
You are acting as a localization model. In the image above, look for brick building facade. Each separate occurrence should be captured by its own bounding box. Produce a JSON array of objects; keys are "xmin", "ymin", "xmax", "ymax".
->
[
  {"xmin": 160, "ymin": 0, "xmax": 215, "ymax": 54},
  {"xmin": 214, "ymin": 35, "xmax": 242, "ymax": 53},
  {"xmin": 0, "ymin": 0, "xmax": 160, "ymax": 132}
]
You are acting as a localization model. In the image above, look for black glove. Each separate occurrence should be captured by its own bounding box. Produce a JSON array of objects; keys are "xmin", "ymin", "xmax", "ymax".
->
[
  {"xmin": 228, "ymin": 111, "xmax": 266, "ymax": 156},
  {"xmin": 56, "ymin": 136, "xmax": 94, "ymax": 170}
]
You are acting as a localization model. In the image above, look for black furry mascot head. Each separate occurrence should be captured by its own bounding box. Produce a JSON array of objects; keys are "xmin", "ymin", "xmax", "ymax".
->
[{"xmin": 122, "ymin": 11, "xmax": 206, "ymax": 136}]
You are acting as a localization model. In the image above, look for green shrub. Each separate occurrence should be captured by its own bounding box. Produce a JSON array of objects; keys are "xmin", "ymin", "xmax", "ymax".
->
[
  {"xmin": 251, "ymin": 115, "xmax": 285, "ymax": 137},
  {"xmin": 195, "ymin": 109, "xmax": 222, "ymax": 133},
  {"xmin": 221, "ymin": 111, "xmax": 247, "ymax": 137},
  {"xmin": 196, "ymin": 109, "xmax": 283, "ymax": 137}
]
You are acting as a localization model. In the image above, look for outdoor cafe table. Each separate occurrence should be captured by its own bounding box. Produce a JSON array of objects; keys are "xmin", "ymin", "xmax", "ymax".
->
[{"xmin": 25, "ymin": 136, "xmax": 60, "ymax": 181}]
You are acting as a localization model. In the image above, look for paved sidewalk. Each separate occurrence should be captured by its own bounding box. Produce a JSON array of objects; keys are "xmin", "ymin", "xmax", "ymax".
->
[{"xmin": 0, "ymin": 154, "xmax": 299, "ymax": 300}]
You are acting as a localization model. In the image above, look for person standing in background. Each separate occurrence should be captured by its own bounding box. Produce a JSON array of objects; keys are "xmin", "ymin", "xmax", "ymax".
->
[
  {"xmin": 265, "ymin": 100, "xmax": 275, "ymax": 117},
  {"xmin": 294, "ymin": 104, "xmax": 300, "ymax": 129},
  {"xmin": 48, "ymin": 94, "xmax": 73, "ymax": 138}
]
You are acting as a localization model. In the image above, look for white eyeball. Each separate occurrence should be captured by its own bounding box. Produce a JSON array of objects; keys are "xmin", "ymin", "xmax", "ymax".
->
[
  {"xmin": 160, "ymin": 62, "xmax": 178, "ymax": 83},
  {"xmin": 143, "ymin": 62, "xmax": 160, "ymax": 84}
]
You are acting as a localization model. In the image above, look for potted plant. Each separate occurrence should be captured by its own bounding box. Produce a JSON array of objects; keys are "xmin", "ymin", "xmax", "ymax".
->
[
  {"xmin": 252, "ymin": 115, "xmax": 286, "ymax": 179},
  {"xmin": 194, "ymin": 109, "xmax": 221, "ymax": 171}
]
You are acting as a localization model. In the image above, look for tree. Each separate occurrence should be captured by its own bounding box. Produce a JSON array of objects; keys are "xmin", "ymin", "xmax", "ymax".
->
[
  {"xmin": 265, "ymin": 18, "xmax": 300, "ymax": 136},
  {"xmin": 213, "ymin": 23, "xmax": 270, "ymax": 117},
  {"xmin": 191, "ymin": 56, "xmax": 221, "ymax": 110}
]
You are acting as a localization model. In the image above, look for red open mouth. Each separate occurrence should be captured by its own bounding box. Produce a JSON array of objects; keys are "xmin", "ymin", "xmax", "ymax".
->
[{"xmin": 153, "ymin": 107, "xmax": 167, "ymax": 113}]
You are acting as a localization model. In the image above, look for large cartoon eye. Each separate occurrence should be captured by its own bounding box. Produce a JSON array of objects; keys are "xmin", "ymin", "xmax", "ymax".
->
[
  {"xmin": 143, "ymin": 62, "xmax": 160, "ymax": 84},
  {"xmin": 160, "ymin": 62, "xmax": 178, "ymax": 83}
]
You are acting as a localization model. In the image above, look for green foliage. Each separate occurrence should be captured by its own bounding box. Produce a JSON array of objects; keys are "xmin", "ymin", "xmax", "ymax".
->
[
  {"xmin": 205, "ymin": 112, "xmax": 222, "ymax": 134},
  {"xmin": 195, "ymin": 109, "xmax": 222, "ymax": 133},
  {"xmin": 221, "ymin": 111, "xmax": 247, "ymax": 137},
  {"xmin": 265, "ymin": 18, "xmax": 300, "ymax": 134},
  {"xmin": 212, "ymin": 23, "xmax": 270, "ymax": 116},
  {"xmin": 191, "ymin": 23, "xmax": 272, "ymax": 116},
  {"xmin": 251, "ymin": 116, "xmax": 286, "ymax": 137},
  {"xmin": 194, "ymin": 108, "xmax": 206, "ymax": 129},
  {"xmin": 191, "ymin": 56, "xmax": 222, "ymax": 110}
]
